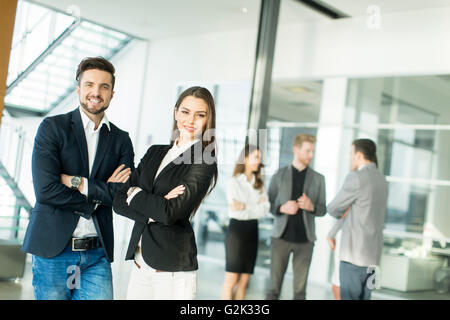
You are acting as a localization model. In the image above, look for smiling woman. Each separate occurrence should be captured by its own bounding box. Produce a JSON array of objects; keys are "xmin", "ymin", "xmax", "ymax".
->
[
  {"xmin": 171, "ymin": 86, "xmax": 217, "ymax": 151},
  {"xmin": 175, "ymin": 96, "xmax": 208, "ymax": 143},
  {"xmin": 112, "ymin": 86, "xmax": 218, "ymax": 300}
]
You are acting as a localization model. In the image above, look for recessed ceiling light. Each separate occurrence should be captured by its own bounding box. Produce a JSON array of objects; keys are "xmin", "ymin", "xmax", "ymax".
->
[
  {"xmin": 241, "ymin": 7, "xmax": 248, "ymax": 14},
  {"xmin": 285, "ymin": 86, "xmax": 311, "ymax": 93}
]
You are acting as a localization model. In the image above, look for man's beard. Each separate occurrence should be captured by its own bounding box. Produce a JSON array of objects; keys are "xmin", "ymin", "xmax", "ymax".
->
[
  {"xmin": 298, "ymin": 157, "xmax": 311, "ymax": 167},
  {"xmin": 80, "ymin": 100, "xmax": 109, "ymax": 115}
]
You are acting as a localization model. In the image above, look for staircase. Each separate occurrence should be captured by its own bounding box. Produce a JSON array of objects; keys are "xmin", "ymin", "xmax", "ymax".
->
[
  {"xmin": 4, "ymin": 0, "xmax": 133, "ymax": 116},
  {"xmin": 0, "ymin": 161, "xmax": 32, "ymax": 240},
  {"xmin": 0, "ymin": 120, "xmax": 31, "ymax": 280},
  {"xmin": 0, "ymin": 120, "xmax": 32, "ymax": 242}
]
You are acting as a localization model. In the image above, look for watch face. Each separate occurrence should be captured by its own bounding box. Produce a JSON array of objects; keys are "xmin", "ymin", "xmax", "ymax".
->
[{"xmin": 71, "ymin": 176, "xmax": 81, "ymax": 188}]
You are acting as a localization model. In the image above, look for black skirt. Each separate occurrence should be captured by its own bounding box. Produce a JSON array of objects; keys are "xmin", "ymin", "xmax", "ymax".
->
[{"xmin": 225, "ymin": 218, "xmax": 258, "ymax": 274}]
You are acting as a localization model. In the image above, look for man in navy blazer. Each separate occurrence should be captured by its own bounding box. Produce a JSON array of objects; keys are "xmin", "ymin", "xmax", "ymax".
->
[{"xmin": 22, "ymin": 57, "xmax": 134, "ymax": 300}]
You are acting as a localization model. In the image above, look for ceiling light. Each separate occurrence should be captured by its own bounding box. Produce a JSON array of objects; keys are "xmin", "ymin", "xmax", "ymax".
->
[{"xmin": 285, "ymin": 86, "xmax": 311, "ymax": 93}]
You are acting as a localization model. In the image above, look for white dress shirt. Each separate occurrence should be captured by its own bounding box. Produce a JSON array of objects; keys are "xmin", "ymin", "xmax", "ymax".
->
[
  {"xmin": 226, "ymin": 174, "xmax": 270, "ymax": 221},
  {"xmin": 72, "ymin": 107, "xmax": 110, "ymax": 238}
]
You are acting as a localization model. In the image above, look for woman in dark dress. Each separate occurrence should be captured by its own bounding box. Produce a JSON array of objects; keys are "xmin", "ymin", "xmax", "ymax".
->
[{"xmin": 221, "ymin": 144, "xmax": 270, "ymax": 300}]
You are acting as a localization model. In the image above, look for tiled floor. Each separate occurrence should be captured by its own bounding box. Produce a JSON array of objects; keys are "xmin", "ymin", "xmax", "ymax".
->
[{"xmin": 1, "ymin": 239, "xmax": 449, "ymax": 300}]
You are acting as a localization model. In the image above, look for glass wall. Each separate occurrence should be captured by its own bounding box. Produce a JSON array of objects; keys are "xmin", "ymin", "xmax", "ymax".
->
[
  {"xmin": 340, "ymin": 76, "xmax": 450, "ymax": 295},
  {"xmin": 199, "ymin": 0, "xmax": 330, "ymax": 272},
  {"xmin": 265, "ymin": 0, "xmax": 450, "ymax": 291},
  {"xmin": 263, "ymin": 0, "xmax": 333, "ymax": 283},
  {"xmin": 345, "ymin": 76, "xmax": 450, "ymax": 242},
  {"xmin": 266, "ymin": 74, "xmax": 450, "ymax": 296}
]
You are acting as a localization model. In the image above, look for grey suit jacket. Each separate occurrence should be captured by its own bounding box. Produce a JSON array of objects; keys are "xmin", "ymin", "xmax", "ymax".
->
[
  {"xmin": 268, "ymin": 166, "xmax": 326, "ymax": 242},
  {"xmin": 327, "ymin": 162, "xmax": 388, "ymax": 267}
]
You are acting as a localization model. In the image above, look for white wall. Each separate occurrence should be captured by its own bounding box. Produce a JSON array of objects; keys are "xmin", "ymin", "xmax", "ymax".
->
[
  {"xmin": 273, "ymin": 6, "xmax": 450, "ymax": 80},
  {"xmin": 312, "ymin": 78, "xmax": 348, "ymax": 285},
  {"xmin": 134, "ymin": 28, "xmax": 259, "ymax": 159}
]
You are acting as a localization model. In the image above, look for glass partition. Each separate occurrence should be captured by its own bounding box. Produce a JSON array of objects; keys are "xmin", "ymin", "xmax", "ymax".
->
[{"xmin": 345, "ymin": 76, "xmax": 450, "ymax": 241}]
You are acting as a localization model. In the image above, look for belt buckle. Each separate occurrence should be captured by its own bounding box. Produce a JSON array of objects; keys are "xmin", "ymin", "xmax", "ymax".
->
[{"xmin": 72, "ymin": 238, "xmax": 88, "ymax": 252}]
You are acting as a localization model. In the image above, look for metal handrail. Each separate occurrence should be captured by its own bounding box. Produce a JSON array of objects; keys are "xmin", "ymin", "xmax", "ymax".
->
[
  {"xmin": 7, "ymin": 19, "xmax": 80, "ymax": 94},
  {"xmin": 0, "ymin": 120, "xmax": 33, "ymax": 241}
]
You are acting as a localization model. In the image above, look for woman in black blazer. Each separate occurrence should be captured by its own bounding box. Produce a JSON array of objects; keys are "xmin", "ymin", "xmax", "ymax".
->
[{"xmin": 113, "ymin": 86, "xmax": 217, "ymax": 299}]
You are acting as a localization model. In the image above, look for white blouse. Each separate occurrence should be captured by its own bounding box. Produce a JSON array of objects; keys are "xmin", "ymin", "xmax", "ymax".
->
[{"xmin": 226, "ymin": 174, "xmax": 270, "ymax": 221}]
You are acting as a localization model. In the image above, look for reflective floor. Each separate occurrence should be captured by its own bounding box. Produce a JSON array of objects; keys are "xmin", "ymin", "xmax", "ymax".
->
[
  {"xmin": 0, "ymin": 239, "xmax": 449, "ymax": 300},
  {"xmin": 0, "ymin": 240, "xmax": 332, "ymax": 300}
]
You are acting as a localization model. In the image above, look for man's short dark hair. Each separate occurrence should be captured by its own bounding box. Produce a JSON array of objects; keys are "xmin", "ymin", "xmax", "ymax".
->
[
  {"xmin": 76, "ymin": 57, "xmax": 116, "ymax": 89},
  {"xmin": 353, "ymin": 138, "xmax": 378, "ymax": 167}
]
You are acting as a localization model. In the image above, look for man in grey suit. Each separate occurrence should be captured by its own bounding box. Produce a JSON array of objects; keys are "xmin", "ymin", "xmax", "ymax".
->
[
  {"xmin": 327, "ymin": 139, "xmax": 388, "ymax": 300},
  {"xmin": 266, "ymin": 134, "xmax": 326, "ymax": 300}
]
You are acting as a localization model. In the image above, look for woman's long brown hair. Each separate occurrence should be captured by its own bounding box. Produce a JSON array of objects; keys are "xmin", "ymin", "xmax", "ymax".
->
[{"xmin": 233, "ymin": 144, "xmax": 264, "ymax": 192}]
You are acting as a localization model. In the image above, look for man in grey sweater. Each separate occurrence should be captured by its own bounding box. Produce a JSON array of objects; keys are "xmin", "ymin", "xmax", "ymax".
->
[{"xmin": 327, "ymin": 139, "xmax": 388, "ymax": 300}]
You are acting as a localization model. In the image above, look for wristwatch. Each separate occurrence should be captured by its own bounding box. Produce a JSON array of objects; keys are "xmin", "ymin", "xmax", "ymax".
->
[{"xmin": 70, "ymin": 176, "xmax": 82, "ymax": 190}]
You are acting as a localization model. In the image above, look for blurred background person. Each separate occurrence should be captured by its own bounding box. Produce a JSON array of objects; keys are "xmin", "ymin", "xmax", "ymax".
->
[
  {"xmin": 266, "ymin": 134, "xmax": 326, "ymax": 300},
  {"xmin": 327, "ymin": 216, "xmax": 345, "ymax": 300},
  {"xmin": 221, "ymin": 144, "xmax": 270, "ymax": 300},
  {"xmin": 327, "ymin": 139, "xmax": 388, "ymax": 300}
]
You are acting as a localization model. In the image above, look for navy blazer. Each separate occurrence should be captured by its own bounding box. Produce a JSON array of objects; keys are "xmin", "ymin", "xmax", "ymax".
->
[
  {"xmin": 113, "ymin": 142, "xmax": 217, "ymax": 272},
  {"xmin": 22, "ymin": 108, "xmax": 134, "ymax": 262}
]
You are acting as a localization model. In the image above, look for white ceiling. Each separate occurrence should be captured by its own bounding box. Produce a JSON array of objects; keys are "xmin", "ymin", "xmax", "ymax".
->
[
  {"xmin": 320, "ymin": 0, "xmax": 450, "ymax": 16},
  {"xmin": 31, "ymin": 0, "xmax": 450, "ymax": 40},
  {"xmin": 30, "ymin": 0, "xmax": 328, "ymax": 40},
  {"xmin": 269, "ymin": 80, "xmax": 322, "ymax": 122}
]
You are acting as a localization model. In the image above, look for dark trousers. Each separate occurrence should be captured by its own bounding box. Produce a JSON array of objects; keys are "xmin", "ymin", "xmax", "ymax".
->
[
  {"xmin": 266, "ymin": 237, "xmax": 314, "ymax": 300},
  {"xmin": 339, "ymin": 261, "xmax": 373, "ymax": 300}
]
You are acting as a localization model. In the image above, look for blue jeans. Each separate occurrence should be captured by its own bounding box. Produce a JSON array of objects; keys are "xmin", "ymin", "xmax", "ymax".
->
[
  {"xmin": 339, "ymin": 261, "xmax": 373, "ymax": 300},
  {"xmin": 32, "ymin": 246, "xmax": 113, "ymax": 300}
]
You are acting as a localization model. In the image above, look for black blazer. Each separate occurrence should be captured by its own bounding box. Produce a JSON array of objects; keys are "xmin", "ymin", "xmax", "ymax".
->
[
  {"xmin": 113, "ymin": 141, "xmax": 217, "ymax": 272},
  {"xmin": 22, "ymin": 108, "xmax": 134, "ymax": 262}
]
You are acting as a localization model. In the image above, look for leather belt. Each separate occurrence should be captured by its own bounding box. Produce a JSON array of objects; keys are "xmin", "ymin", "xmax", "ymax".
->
[{"xmin": 68, "ymin": 237, "xmax": 102, "ymax": 251}]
